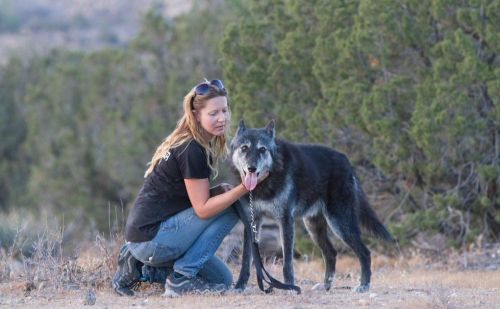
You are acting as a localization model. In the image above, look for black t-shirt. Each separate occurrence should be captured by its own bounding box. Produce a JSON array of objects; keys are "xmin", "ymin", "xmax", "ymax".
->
[{"xmin": 125, "ymin": 139, "xmax": 210, "ymax": 242}]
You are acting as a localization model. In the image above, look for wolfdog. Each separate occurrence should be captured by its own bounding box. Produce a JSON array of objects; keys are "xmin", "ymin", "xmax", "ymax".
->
[{"xmin": 231, "ymin": 120, "xmax": 393, "ymax": 293}]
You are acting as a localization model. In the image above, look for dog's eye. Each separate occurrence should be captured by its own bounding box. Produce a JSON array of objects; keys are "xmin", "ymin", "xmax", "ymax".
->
[
  {"xmin": 241, "ymin": 145, "xmax": 249, "ymax": 152},
  {"xmin": 258, "ymin": 147, "xmax": 266, "ymax": 153}
]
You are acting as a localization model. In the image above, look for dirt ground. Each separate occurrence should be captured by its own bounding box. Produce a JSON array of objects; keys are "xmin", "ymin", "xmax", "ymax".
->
[{"xmin": 1, "ymin": 245, "xmax": 499, "ymax": 309}]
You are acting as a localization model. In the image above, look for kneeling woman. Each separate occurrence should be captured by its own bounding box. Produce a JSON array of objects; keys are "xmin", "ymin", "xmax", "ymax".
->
[{"xmin": 112, "ymin": 79, "xmax": 263, "ymax": 296}]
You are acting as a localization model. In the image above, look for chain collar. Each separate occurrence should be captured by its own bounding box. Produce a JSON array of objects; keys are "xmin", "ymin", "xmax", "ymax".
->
[{"xmin": 249, "ymin": 191, "xmax": 259, "ymax": 243}]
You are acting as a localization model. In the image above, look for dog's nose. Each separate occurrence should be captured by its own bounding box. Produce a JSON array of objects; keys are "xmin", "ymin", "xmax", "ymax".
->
[{"xmin": 247, "ymin": 166, "xmax": 257, "ymax": 173}]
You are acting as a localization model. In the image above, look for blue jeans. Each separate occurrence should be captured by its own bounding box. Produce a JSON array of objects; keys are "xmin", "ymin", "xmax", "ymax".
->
[{"xmin": 128, "ymin": 206, "xmax": 238, "ymax": 287}]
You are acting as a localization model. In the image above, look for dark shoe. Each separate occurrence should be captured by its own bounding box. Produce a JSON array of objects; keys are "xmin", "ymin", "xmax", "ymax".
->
[
  {"xmin": 112, "ymin": 244, "xmax": 143, "ymax": 296},
  {"xmin": 140, "ymin": 265, "xmax": 172, "ymax": 284},
  {"xmin": 163, "ymin": 272, "xmax": 226, "ymax": 297}
]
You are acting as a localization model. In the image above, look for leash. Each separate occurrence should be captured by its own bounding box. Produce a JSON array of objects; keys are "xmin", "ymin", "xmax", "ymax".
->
[{"xmin": 248, "ymin": 191, "xmax": 301, "ymax": 294}]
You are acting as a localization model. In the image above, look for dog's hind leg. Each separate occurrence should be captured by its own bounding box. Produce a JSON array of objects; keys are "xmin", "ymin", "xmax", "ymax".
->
[
  {"xmin": 325, "ymin": 209, "xmax": 371, "ymax": 293},
  {"xmin": 303, "ymin": 215, "xmax": 337, "ymax": 291}
]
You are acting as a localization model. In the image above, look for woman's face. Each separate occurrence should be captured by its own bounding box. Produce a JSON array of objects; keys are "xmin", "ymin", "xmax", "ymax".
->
[{"xmin": 195, "ymin": 96, "xmax": 229, "ymax": 139}]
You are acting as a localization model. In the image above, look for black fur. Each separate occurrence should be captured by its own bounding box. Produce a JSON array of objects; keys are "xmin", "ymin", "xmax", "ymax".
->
[{"xmin": 231, "ymin": 121, "xmax": 393, "ymax": 293}]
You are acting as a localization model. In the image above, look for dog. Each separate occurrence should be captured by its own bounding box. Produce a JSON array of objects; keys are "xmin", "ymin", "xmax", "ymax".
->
[{"xmin": 231, "ymin": 120, "xmax": 393, "ymax": 293}]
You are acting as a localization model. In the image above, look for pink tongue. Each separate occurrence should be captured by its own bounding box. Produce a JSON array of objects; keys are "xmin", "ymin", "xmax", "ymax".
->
[{"xmin": 244, "ymin": 172, "xmax": 258, "ymax": 191}]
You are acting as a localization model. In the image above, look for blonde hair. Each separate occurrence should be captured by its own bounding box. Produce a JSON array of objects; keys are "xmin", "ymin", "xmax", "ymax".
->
[{"xmin": 144, "ymin": 84, "xmax": 229, "ymax": 179}]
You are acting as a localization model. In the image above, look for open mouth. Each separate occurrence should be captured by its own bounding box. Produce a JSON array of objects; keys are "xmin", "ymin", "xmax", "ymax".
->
[{"xmin": 243, "ymin": 170, "xmax": 260, "ymax": 191}]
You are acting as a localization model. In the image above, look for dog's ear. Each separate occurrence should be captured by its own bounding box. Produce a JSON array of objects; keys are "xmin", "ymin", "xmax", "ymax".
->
[
  {"xmin": 236, "ymin": 119, "xmax": 246, "ymax": 135},
  {"xmin": 265, "ymin": 120, "xmax": 275, "ymax": 139}
]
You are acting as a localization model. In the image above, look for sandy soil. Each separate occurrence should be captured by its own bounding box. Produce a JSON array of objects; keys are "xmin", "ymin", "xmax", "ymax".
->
[{"xmin": 1, "ymin": 246, "xmax": 499, "ymax": 309}]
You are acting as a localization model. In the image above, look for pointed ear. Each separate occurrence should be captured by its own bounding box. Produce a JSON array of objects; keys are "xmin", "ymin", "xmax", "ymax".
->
[
  {"xmin": 236, "ymin": 119, "xmax": 246, "ymax": 136},
  {"xmin": 265, "ymin": 119, "xmax": 275, "ymax": 139}
]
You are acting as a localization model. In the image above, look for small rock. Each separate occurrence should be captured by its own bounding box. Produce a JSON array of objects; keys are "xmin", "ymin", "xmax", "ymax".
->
[{"xmin": 84, "ymin": 289, "xmax": 96, "ymax": 306}]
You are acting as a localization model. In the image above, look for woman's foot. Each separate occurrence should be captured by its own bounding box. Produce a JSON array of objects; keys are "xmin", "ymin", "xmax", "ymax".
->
[
  {"xmin": 163, "ymin": 272, "xmax": 226, "ymax": 297},
  {"xmin": 112, "ymin": 245, "xmax": 143, "ymax": 296}
]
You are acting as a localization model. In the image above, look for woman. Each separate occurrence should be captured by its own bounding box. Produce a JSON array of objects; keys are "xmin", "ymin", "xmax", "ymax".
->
[{"xmin": 112, "ymin": 79, "xmax": 266, "ymax": 297}]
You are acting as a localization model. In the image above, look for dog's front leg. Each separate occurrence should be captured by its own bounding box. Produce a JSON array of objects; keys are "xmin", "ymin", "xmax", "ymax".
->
[
  {"xmin": 280, "ymin": 213, "xmax": 295, "ymax": 285},
  {"xmin": 233, "ymin": 200, "xmax": 252, "ymax": 290}
]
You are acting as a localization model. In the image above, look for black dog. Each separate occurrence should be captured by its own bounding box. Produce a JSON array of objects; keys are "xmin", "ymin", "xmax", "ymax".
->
[{"xmin": 231, "ymin": 120, "xmax": 393, "ymax": 292}]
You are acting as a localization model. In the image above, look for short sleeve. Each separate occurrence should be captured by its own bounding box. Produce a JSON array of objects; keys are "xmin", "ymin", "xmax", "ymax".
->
[{"xmin": 175, "ymin": 140, "xmax": 210, "ymax": 179}]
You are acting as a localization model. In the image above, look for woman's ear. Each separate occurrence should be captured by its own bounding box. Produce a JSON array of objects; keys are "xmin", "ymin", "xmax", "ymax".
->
[{"xmin": 193, "ymin": 110, "xmax": 201, "ymax": 122}]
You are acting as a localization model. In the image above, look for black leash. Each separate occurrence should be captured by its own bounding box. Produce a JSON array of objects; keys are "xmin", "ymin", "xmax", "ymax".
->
[
  {"xmin": 251, "ymin": 239, "xmax": 301, "ymax": 294},
  {"xmin": 247, "ymin": 191, "xmax": 301, "ymax": 294}
]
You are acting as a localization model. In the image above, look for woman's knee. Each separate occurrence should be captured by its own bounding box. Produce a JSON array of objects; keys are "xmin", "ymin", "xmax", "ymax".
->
[
  {"xmin": 199, "ymin": 256, "xmax": 234, "ymax": 287},
  {"xmin": 128, "ymin": 241, "xmax": 179, "ymax": 266},
  {"xmin": 221, "ymin": 269, "xmax": 233, "ymax": 287},
  {"xmin": 220, "ymin": 206, "xmax": 239, "ymax": 228}
]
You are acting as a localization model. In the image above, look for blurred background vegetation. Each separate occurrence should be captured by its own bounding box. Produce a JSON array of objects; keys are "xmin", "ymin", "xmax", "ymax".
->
[{"xmin": 0, "ymin": 0, "xmax": 498, "ymax": 255}]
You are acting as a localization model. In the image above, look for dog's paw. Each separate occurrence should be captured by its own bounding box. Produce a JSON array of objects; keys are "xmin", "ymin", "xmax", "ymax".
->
[
  {"xmin": 353, "ymin": 284, "xmax": 370, "ymax": 293},
  {"xmin": 226, "ymin": 288, "xmax": 245, "ymax": 295},
  {"xmin": 231, "ymin": 286, "xmax": 246, "ymax": 294},
  {"xmin": 233, "ymin": 282, "xmax": 247, "ymax": 291},
  {"xmin": 286, "ymin": 289, "xmax": 300, "ymax": 295}
]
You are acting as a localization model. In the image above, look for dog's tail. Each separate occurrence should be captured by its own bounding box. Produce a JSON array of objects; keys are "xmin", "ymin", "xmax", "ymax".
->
[{"xmin": 358, "ymin": 191, "xmax": 394, "ymax": 242}]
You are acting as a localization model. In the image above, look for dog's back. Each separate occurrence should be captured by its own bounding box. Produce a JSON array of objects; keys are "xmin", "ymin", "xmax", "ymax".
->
[{"xmin": 267, "ymin": 140, "xmax": 359, "ymax": 214}]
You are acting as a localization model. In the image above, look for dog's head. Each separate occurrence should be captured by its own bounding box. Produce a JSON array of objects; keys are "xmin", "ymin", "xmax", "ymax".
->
[{"xmin": 230, "ymin": 120, "xmax": 276, "ymax": 191}]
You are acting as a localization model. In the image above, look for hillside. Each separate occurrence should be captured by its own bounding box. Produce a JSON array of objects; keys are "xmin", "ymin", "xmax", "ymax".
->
[{"xmin": 0, "ymin": 0, "xmax": 193, "ymax": 63}]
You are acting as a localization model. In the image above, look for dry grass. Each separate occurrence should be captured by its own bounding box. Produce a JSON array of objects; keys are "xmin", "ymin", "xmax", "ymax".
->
[
  {"xmin": 1, "ymin": 214, "xmax": 499, "ymax": 308},
  {"xmin": 1, "ymin": 240, "xmax": 499, "ymax": 308}
]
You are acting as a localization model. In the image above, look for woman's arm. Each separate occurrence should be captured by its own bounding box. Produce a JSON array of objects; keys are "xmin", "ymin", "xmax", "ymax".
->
[{"xmin": 184, "ymin": 178, "xmax": 248, "ymax": 219}]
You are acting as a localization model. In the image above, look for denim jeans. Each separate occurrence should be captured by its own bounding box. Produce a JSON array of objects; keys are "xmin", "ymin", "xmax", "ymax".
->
[{"xmin": 127, "ymin": 206, "xmax": 239, "ymax": 287}]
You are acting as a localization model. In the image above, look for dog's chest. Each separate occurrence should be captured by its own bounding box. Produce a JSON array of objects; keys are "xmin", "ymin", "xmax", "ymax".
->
[
  {"xmin": 251, "ymin": 179, "xmax": 294, "ymax": 219},
  {"xmin": 253, "ymin": 199, "xmax": 284, "ymax": 218}
]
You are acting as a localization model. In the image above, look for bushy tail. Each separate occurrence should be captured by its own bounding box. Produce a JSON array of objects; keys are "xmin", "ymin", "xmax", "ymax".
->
[{"xmin": 358, "ymin": 193, "xmax": 394, "ymax": 242}]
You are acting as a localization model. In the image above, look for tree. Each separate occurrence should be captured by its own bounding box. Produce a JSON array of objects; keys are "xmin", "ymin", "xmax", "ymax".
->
[
  {"xmin": 0, "ymin": 57, "xmax": 28, "ymax": 211},
  {"xmin": 0, "ymin": 3, "xmax": 233, "ymax": 232},
  {"xmin": 222, "ymin": 0, "xmax": 500, "ymax": 245}
]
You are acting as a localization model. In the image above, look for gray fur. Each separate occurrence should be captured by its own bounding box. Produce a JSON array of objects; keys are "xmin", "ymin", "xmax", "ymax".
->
[{"xmin": 231, "ymin": 120, "xmax": 393, "ymax": 293}]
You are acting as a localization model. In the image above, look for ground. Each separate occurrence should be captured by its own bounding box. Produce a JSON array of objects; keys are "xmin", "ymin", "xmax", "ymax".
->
[{"xmin": 1, "ymin": 244, "xmax": 499, "ymax": 308}]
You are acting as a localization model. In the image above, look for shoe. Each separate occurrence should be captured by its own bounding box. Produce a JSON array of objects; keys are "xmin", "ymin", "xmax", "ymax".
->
[
  {"xmin": 112, "ymin": 244, "xmax": 143, "ymax": 296},
  {"xmin": 163, "ymin": 272, "xmax": 226, "ymax": 297},
  {"xmin": 140, "ymin": 265, "xmax": 172, "ymax": 284}
]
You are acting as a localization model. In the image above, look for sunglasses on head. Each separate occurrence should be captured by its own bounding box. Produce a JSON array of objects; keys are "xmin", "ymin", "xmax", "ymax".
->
[
  {"xmin": 191, "ymin": 79, "xmax": 226, "ymax": 109},
  {"xmin": 193, "ymin": 79, "xmax": 225, "ymax": 96}
]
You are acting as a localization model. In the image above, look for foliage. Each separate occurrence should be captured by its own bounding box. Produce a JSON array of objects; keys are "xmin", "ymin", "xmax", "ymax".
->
[
  {"xmin": 0, "ymin": 0, "xmax": 21, "ymax": 32},
  {"xmin": 0, "ymin": 3, "xmax": 231, "ymax": 230},
  {"xmin": 0, "ymin": 58, "xmax": 29, "ymax": 211},
  {"xmin": 222, "ymin": 0, "xmax": 500, "ymax": 246},
  {"xmin": 0, "ymin": 0, "xmax": 498, "ymax": 248}
]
